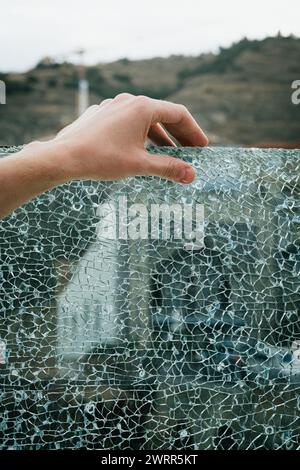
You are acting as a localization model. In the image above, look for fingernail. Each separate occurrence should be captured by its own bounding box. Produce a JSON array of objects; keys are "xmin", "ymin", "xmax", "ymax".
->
[{"xmin": 180, "ymin": 166, "xmax": 195, "ymax": 184}]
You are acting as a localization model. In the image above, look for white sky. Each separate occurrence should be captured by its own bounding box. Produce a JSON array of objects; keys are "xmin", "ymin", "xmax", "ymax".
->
[{"xmin": 1, "ymin": 0, "xmax": 299, "ymax": 72}]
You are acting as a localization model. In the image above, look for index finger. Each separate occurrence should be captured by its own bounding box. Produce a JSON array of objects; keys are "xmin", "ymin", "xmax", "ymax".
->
[{"xmin": 151, "ymin": 99, "xmax": 209, "ymax": 147}]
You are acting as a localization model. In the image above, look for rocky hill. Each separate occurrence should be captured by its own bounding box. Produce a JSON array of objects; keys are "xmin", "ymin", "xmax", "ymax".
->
[{"xmin": 0, "ymin": 35, "xmax": 299, "ymax": 146}]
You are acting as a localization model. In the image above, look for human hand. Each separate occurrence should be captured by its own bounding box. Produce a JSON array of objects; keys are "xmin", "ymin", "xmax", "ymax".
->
[{"xmin": 52, "ymin": 93, "xmax": 208, "ymax": 184}]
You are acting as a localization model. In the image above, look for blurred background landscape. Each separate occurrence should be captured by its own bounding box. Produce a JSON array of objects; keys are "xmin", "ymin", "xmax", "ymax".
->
[
  {"xmin": 1, "ymin": 0, "xmax": 299, "ymax": 147},
  {"xmin": 1, "ymin": 34, "xmax": 300, "ymax": 147}
]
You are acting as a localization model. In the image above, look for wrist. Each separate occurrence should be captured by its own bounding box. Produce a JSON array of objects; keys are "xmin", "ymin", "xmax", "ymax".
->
[{"xmin": 20, "ymin": 139, "xmax": 76, "ymax": 185}]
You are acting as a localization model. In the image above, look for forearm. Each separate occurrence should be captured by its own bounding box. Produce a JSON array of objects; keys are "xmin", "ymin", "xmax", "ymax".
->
[{"xmin": 0, "ymin": 141, "xmax": 72, "ymax": 219}]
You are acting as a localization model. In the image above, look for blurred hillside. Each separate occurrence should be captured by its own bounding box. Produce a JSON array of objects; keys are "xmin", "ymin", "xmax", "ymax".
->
[{"xmin": 0, "ymin": 35, "xmax": 299, "ymax": 146}]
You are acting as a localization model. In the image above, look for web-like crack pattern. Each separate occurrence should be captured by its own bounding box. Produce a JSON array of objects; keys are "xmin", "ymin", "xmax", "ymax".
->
[{"xmin": 0, "ymin": 146, "xmax": 299, "ymax": 450}]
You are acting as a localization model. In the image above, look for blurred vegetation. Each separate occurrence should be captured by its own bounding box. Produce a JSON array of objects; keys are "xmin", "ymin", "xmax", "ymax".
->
[{"xmin": 177, "ymin": 38, "xmax": 261, "ymax": 79}]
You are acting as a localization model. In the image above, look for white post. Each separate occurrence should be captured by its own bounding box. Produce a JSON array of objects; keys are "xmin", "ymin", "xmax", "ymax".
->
[
  {"xmin": 78, "ymin": 78, "xmax": 89, "ymax": 116},
  {"xmin": 77, "ymin": 49, "xmax": 89, "ymax": 116}
]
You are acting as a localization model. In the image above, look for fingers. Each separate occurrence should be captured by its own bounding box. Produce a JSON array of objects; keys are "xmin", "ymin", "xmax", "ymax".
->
[
  {"xmin": 139, "ymin": 150, "xmax": 195, "ymax": 184},
  {"xmin": 147, "ymin": 123, "xmax": 176, "ymax": 147},
  {"xmin": 113, "ymin": 92, "xmax": 134, "ymax": 103},
  {"xmin": 150, "ymin": 100, "xmax": 208, "ymax": 147}
]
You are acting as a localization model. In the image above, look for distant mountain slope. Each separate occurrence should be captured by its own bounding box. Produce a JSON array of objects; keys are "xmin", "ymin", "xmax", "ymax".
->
[
  {"xmin": 168, "ymin": 36, "xmax": 300, "ymax": 145},
  {"xmin": 0, "ymin": 35, "xmax": 299, "ymax": 146}
]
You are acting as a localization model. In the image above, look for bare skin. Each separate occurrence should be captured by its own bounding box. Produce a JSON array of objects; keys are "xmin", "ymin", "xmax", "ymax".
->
[{"xmin": 0, "ymin": 93, "xmax": 208, "ymax": 219}]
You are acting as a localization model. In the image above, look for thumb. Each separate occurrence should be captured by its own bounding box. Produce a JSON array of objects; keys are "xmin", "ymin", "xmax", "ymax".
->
[{"xmin": 141, "ymin": 152, "xmax": 196, "ymax": 184}]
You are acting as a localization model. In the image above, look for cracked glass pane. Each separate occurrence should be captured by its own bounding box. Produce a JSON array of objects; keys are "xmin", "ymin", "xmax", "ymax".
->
[{"xmin": 0, "ymin": 145, "xmax": 299, "ymax": 450}]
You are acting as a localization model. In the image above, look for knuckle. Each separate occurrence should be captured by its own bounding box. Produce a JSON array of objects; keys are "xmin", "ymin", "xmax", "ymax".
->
[
  {"xmin": 100, "ymin": 98, "xmax": 112, "ymax": 105},
  {"xmin": 134, "ymin": 95, "xmax": 150, "ymax": 112},
  {"xmin": 88, "ymin": 104, "xmax": 99, "ymax": 112},
  {"xmin": 178, "ymin": 103, "xmax": 188, "ymax": 114},
  {"xmin": 174, "ymin": 103, "xmax": 189, "ymax": 124},
  {"xmin": 114, "ymin": 92, "xmax": 133, "ymax": 101}
]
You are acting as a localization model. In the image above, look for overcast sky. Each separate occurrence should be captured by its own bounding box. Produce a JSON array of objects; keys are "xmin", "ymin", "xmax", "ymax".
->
[{"xmin": 1, "ymin": 0, "xmax": 299, "ymax": 72}]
